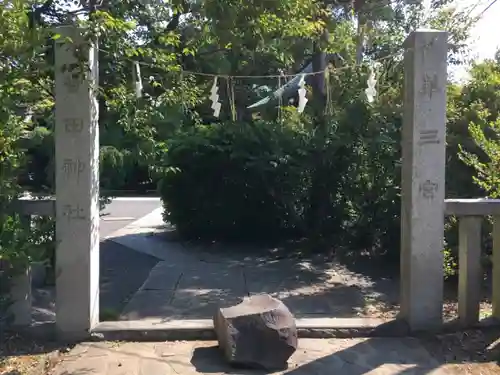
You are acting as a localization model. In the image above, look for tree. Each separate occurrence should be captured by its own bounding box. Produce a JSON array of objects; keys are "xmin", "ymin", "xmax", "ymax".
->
[
  {"xmin": 0, "ymin": 0, "xmax": 486, "ymax": 264},
  {"xmin": 458, "ymin": 58, "xmax": 500, "ymax": 198}
]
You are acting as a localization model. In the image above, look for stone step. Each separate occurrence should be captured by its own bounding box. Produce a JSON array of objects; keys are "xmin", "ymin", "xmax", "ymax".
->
[{"xmin": 90, "ymin": 318, "xmax": 408, "ymax": 342}]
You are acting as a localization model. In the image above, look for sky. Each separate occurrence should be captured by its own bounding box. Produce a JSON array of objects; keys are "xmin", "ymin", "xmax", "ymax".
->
[
  {"xmin": 431, "ymin": 0, "xmax": 500, "ymax": 80},
  {"xmin": 458, "ymin": 0, "xmax": 500, "ymax": 60}
]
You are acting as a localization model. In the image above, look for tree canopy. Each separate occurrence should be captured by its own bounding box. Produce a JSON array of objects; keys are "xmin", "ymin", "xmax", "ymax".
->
[{"xmin": 0, "ymin": 0, "xmax": 498, "ymax": 281}]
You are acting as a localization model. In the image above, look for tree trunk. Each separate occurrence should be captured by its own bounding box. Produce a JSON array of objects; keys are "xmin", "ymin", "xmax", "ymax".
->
[{"xmin": 307, "ymin": 29, "xmax": 330, "ymax": 245}]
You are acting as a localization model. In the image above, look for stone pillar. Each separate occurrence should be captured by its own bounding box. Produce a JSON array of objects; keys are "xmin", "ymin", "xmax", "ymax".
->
[
  {"xmin": 458, "ymin": 216, "xmax": 482, "ymax": 325},
  {"xmin": 54, "ymin": 26, "xmax": 100, "ymax": 340},
  {"xmin": 8, "ymin": 215, "xmax": 33, "ymax": 326},
  {"xmin": 9, "ymin": 267, "xmax": 32, "ymax": 326},
  {"xmin": 493, "ymin": 217, "xmax": 500, "ymax": 319},
  {"xmin": 400, "ymin": 29, "xmax": 448, "ymax": 331}
]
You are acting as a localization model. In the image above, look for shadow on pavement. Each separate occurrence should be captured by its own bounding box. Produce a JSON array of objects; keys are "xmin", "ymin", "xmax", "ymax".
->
[
  {"xmin": 30, "ymin": 238, "xmax": 160, "ymax": 324},
  {"xmin": 99, "ymin": 239, "xmax": 159, "ymax": 318},
  {"xmin": 189, "ymin": 331, "xmax": 500, "ymax": 374},
  {"xmin": 115, "ymin": 230, "xmax": 400, "ymax": 321}
]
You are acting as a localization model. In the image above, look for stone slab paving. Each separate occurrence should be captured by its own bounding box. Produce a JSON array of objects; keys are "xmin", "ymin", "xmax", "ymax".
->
[
  {"xmin": 52, "ymin": 339, "xmax": 451, "ymax": 374},
  {"xmin": 115, "ymin": 210, "xmax": 400, "ymax": 321}
]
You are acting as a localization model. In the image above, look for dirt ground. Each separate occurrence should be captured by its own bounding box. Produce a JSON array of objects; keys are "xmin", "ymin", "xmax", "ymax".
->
[
  {"xmin": 420, "ymin": 327, "xmax": 500, "ymax": 375},
  {"xmin": 0, "ymin": 332, "xmax": 67, "ymax": 375}
]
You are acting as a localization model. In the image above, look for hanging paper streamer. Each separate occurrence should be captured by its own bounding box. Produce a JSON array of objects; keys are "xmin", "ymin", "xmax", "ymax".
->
[
  {"xmin": 224, "ymin": 77, "xmax": 237, "ymax": 121},
  {"xmin": 278, "ymin": 70, "xmax": 284, "ymax": 122},
  {"xmin": 324, "ymin": 67, "xmax": 333, "ymax": 116},
  {"xmin": 230, "ymin": 78, "xmax": 237, "ymax": 121},
  {"xmin": 297, "ymin": 74, "xmax": 308, "ymax": 113},
  {"xmin": 210, "ymin": 76, "xmax": 222, "ymax": 117},
  {"xmin": 133, "ymin": 61, "xmax": 143, "ymax": 98},
  {"xmin": 365, "ymin": 65, "xmax": 377, "ymax": 103}
]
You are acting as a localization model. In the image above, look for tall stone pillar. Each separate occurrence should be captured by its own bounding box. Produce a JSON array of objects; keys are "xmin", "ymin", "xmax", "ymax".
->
[
  {"xmin": 54, "ymin": 26, "xmax": 100, "ymax": 340},
  {"xmin": 400, "ymin": 29, "xmax": 448, "ymax": 331}
]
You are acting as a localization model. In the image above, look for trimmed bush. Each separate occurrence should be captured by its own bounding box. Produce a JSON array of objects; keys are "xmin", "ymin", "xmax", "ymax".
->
[{"xmin": 159, "ymin": 121, "xmax": 311, "ymax": 241}]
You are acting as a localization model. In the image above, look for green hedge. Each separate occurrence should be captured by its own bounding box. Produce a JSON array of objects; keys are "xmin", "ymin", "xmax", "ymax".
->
[
  {"xmin": 159, "ymin": 121, "xmax": 311, "ymax": 241},
  {"xmin": 157, "ymin": 97, "xmax": 485, "ymax": 276},
  {"xmin": 158, "ymin": 92, "xmax": 406, "ymax": 259}
]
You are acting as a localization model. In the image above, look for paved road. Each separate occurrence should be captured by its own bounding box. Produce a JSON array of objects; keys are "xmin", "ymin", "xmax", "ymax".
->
[{"xmin": 100, "ymin": 197, "xmax": 161, "ymax": 238}]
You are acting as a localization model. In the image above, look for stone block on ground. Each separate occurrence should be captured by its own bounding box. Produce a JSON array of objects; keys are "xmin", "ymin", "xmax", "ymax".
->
[{"xmin": 213, "ymin": 294, "xmax": 297, "ymax": 370}]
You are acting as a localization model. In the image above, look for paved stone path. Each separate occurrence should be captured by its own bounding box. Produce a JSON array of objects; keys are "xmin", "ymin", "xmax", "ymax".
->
[
  {"xmin": 114, "ymin": 209, "xmax": 399, "ymax": 322},
  {"xmin": 52, "ymin": 339, "xmax": 451, "ymax": 374}
]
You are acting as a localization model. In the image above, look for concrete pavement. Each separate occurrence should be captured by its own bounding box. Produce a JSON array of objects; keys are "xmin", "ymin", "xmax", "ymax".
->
[
  {"xmin": 100, "ymin": 197, "xmax": 161, "ymax": 239},
  {"xmin": 33, "ymin": 198, "xmax": 498, "ymax": 375},
  {"xmin": 52, "ymin": 339, "xmax": 451, "ymax": 374},
  {"xmin": 99, "ymin": 198, "xmax": 163, "ymax": 315},
  {"xmin": 30, "ymin": 199, "xmax": 399, "ymax": 324},
  {"xmin": 33, "ymin": 197, "xmax": 163, "ymax": 323},
  {"xmin": 107, "ymin": 208, "xmax": 400, "ymax": 322}
]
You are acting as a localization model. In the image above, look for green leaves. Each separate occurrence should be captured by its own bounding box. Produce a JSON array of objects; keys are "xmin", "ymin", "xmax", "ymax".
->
[
  {"xmin": 0, "ymin": 0, "xmax": 490, "ymax": 273},
  {"xmin": 159, "ymin": 120, "xmax": 312, "ymax": 241},
  {"xmin": 452, "ymin": 59, "xmax": 500, "ymax": 198}
]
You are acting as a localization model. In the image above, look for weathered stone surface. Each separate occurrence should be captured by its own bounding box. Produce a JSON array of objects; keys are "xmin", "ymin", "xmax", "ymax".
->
[
  {"xmin": 213, "ymin": 294, "xmax": 297, "ymax": 370},
  {"xmin": 50, "ymin": 339, "xmax": 454, "ymax": 375}
]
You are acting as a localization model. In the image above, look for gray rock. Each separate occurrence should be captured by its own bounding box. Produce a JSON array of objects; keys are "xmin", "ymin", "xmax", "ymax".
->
[{"xmin": 213, "ymin": 294, "xmax": 297, "ymax": 370}]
